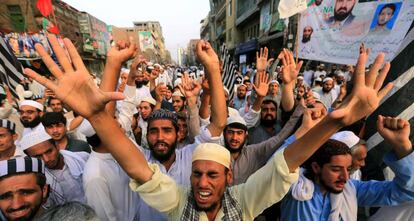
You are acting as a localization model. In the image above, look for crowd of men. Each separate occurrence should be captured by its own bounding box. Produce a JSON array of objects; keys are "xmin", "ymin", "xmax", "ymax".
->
[{"xmin": 0, "ymin": 33, "xmax": 413, "ymax": 221}]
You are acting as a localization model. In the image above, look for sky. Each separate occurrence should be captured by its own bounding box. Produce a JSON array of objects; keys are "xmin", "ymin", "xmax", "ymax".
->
[{"xmin": 63, "ymin": 0, "xmax": 211, "ymax": 62}]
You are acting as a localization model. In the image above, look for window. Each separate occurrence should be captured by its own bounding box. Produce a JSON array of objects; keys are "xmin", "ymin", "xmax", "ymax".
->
[{"xmin": 7, "ymin": 5, "xmax": 25, "ymax": 32}]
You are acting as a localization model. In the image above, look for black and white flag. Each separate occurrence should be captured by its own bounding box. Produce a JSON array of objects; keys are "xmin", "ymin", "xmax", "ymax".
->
[
  {"xmin": 220, "ymin": 44, "xmax": 237, "ymax": 102},
  {"xmin": 0, "ymin": 37, "xmax": 24, "ymax": 98}
]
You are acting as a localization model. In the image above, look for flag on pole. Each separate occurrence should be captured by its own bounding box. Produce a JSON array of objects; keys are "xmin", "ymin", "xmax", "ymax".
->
[
  {"xmin": 37, "ymin": 0, "xmax": 53, "ymax": 17},
  {"xmin": 0, "ymin": 37, "xmax": 24, "ymax": 99},
  {"xmin": 220, "ymin": 44, "xmax": 237, "ymax": 102},
  {"xmin": 363, "ymin": 24, "xmax": 414, "ymax": 180},
  {"xmin": 278, "ymin": 0, "xmax": 307, "ymax": 19}
]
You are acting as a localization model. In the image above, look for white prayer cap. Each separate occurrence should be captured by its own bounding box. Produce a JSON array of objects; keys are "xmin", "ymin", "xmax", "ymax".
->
[
  {"xmin": 320, "ymin": 64, "xmax": 325, "ymax": 67},
  {"xmin": 298, "ymin": 76, "xmax": 304, "ymax": 80},
  {"xmin": 323, "ymin": 77, "xmax": 333, "ymax": 83},
  {"xmin": 154, "ymin": 63, "xmax": 161, "ymax": 68},
  {"xmin": 147, "ymin": 62, "xmax": 154, "ymax": 66},
  {"xmin": 269, "ymin": 80, "xmax": 279, "ymax": 85},
  {"xmin": 20, "ymin": 129, "xmax": 52, "ymax": 151},
  {"xmin": 228, "ymin": 107, "xmax": 240, "ymax": 118},
  {"xmin": 140, "ymin": 96, "xmax": 156, "ymax": 106},
  {"xmin": 23, "ymin": 91, "xmax": 33, "ymax": 99},
  {"xmin": 315, "ymin": 77, "xmax": 322, "ymax": 82},
  {"xmin": 226, "ymin": 114, "xmax": 247, "ymax": 127},
  {"xmin": 0, "ymin": 157, "xmax": 45, "ymax": 178},
  {"xmin": 121, "ymin": 68, "xmax": 130, "ymax": 74},
  {"xmin": 192, "ymin": 143, "xmax": 231, "ymax": 169},
  {"xmin": 238, "ymin": 84, "xmax": 247, "ymax": 89},
  {"xmin": 77, "ymin": 119, "xmax": 96, "ymax": 137},
  {"xmin": 19, "ymin": 100, "xmax": 43, "ymax": 111},
  {"xmin": 331, "ymin": 131, "xmax": 360, "ymax": 148},
  {"xmin": 172, "ymin": 90, "xmax": 185, "ymax": 98},
  {"xmin": 337, "ymin": 72, "xmax": 345, "ymax": 77}
]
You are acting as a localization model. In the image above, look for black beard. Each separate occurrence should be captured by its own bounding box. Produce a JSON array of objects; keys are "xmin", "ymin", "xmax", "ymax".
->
[
  {"xmin": 322, "ymin": 87, "xmax": 332, "ymax": 93},
  {"xmin": 224, "ymin": 139, "xmax": 246, "ymax": 153},
  {"xmin": 149, "ymin": 141, "xmax": 177, "ymax": 163},
  {"xmin": 334, "ymin": 7, "xmax": 353, "ymax": 21},
  {"xmin": 136, "ymin": 80, "xmax": 149, "ymax": 88},
  {"xmin": 302, "ymin": 36, "xmax": 311, "ymax": 43},
  {"xmin": 261, "ymin": 117, "xmax": 277, "ymax": 128},
  {"xmin": 21, "ymin": 116, "xmax": 41, "ymax": 128},
  {"xmin": 237, "ymin": 94, "xmax": 246, "ymax": 99}
]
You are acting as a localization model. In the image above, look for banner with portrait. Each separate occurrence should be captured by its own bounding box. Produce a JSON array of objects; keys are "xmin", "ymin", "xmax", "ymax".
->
[
  {"xmin": 297, "ymin": 0, "xmax": 414, "ymax": 65},
  {"xmin": 139, "ymin": 31, "xmax": 154, "ymax": 51}
]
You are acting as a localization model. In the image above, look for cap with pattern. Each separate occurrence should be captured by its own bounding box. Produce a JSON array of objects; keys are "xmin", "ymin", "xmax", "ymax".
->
[
  {"xmin": 147, "ymin": 109, "xmax": 178, "ymax": 127},
  {"xmin": 0, "ymin": 119, "xmax": 16, "ymax": 133},
  {"xmin": 0, "ymin": 157, "xmax": 45, "ymax": 178}
]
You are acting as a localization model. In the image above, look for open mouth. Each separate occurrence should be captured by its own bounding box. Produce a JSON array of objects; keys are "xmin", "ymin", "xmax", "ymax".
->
[{"xmin": 197, "ymin": 191, "xmax": 212, "ymax": 202}]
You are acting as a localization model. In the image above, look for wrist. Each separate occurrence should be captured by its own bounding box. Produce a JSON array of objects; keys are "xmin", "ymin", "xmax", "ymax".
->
[{"xmin": 87, "ymin": 111, "xmax": 111, "ymax": 125}]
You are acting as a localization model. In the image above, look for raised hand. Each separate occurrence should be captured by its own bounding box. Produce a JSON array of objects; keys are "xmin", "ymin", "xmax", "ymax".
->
[
  {"xmin": 253, "ymin": 71, "xmax": 269, "ymax": 98},
  {"xmin": 330, "ymin": 50, "xmax": 393, "ymax": 127},
  {"xmin": 377, "ymin": 116, "xmax": 412, "ymax": 152},
  {"xmin": 154, "ymin": 82, "xmax": 168, "ymax": 102},
  {"xmin": 178, "ymin": 73, "xmax": 202, "ymax": 99},
  {"xmin": 279, "ymin": 49, "xmax": 303, "ymax": 85},
  {"xmin": 24, "ymin": 34, "xmax": 124, "ymax": 119},
  {"xmin": 106, "ymin": 37, "xmax": 137, "ymax": 65},
  {"xmin": 196, "ymin": 40, "xmax": 219, "ymax": 70},
  {"xmin": 256, "ymin": 47, "xmax": 274, "ymax": 73},
  {"xmin": 295, "ymin": 106, "xmax": 327, "ymax": 138}
]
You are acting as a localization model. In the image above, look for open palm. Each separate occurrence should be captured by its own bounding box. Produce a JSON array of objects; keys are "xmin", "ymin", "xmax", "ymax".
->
[
  {"xmin": 330, "ymin": 50, "xmax": 393, "ymax": 126},
  {"xmin": 279, "ymin": 49, "xmax": 303, "ymax": 84},
  {"xmin": 24, "ymin": 34, "xmax": 124, "ymax": 119}
]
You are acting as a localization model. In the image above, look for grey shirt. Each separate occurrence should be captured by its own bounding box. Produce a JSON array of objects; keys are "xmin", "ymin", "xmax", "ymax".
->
[{"xmin": 232, "ymin": 105, "xmax": 303, "ymax": 185}]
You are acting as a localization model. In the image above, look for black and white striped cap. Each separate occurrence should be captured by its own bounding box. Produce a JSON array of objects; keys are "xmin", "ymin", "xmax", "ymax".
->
[
  {"xmin": 0, "ymin": 157, "xmax": 45, "ymax": 178},
  {"xmin": 0, "ymin": 119, "xmax": 16, "ymax": 133}
]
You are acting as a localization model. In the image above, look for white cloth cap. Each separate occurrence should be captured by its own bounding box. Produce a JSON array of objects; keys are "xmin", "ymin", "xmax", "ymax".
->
[
  {"xmin": 23, "ymin": 91, "xmax": 34, "ymax": 99},
  {"xmin": 226, "ymin": 114, "xmax": 247, "ymax": 126},
  {"xmin": 172, "ymin": 90, "xmax": 185, "ymax": 98},
  {"xmin": 140, "ymin": 96, "xmax": 156, "ymax": 106},
  {"xmin": 19, "ymin": 100, "xmax": 43, "ymax": 111},
  {"xmin": 323, "ymin": 77, "xmax": 333, "ymax": 83},
  {"xmin": 20, "ymin": 129, "xmax": 52, "ymax": 151},
  {"xmin": 121, "ymin": 68, "xmax": 130, "ymax": 74},
  {"xmin": 269, "ymin": 80, "xmax": 279, "ymax": 85},
  {"xmin": 192, "ymin": 143, "xmax": 231, "ymax": 169},
  {"xmin": 331, "ymin": 131, "xmax": 360, "ymax": 148}
]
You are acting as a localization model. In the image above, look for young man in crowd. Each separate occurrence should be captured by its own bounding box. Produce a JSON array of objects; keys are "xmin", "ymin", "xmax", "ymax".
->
[
  {"xmin": 0, "ymin": 120, "xmax": 25, "ymax": 160},
  {"xmin": 41, "ymin": 112, "xmax": 91, "ymax": 153},
  {"xmin": 24, "ymin": 34, "xmax": 392, "ymax": 221},
  {"xmin": 0, "ymin": 157, "xmax": 49, "ymax": 221}
]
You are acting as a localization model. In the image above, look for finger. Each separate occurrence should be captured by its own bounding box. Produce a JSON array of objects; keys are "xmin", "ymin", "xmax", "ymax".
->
[
  {"xmin": 288, "ymin": 49, "xmax": 295, "ymax": 65},
  {"xmin": 374, "ymin": 62, "xmax": 390, "ymax": 92},
  {"xmin": 354, "ymin": 49, "xmax": 368, "ymax": 86},
  {"xmin": 47, "ymin": 34, "xmax": 74, "ymax": 73},
  {"xmin": 377, "ymin": 82, "xmax": 393, "ymax": 100},
  {"xmin": 377, "ymin": 115, "xmax": 385, "ymax": 132},
  {"xmin": 256, "ymin": 51, "xmax": 259, "ymax": 60},
  {"xmin": 268, "ymin": 58, "xmax": 275, "ymax": 64},
  {"xmin": 397, "ymin": 119, "xmax": 406, "ymax": 130},
  {"xmin": 63, "ymin": 38, "xmax": 87, "ymax": 72},
  {"xmin": 103, "ymin": 91, "xmax": 126, "ymax": 103},
  {"xmin": 264, "ymin": 47, "xmax": 268, "ymax": 59},
  {"xmin": 35, "ymin": 43, "xmax": 64, "ymax": 78},
  {"xmin": 24, "ymin": 68, "xmax": 58, "ymax": 91},
  {"xmin": 390, "ymin": 118, "xmax": 399, "ymax": 129},
  {"xmin": 384, "ymin": 116, "xmax": 393, "ymax": 129},
  {"xmin": 260, "ymin": 48, "xmax": 263, "ymax": 57},
  {"xmin": 366, "ymin": 53, "xmax": 385, "ymax": 87},
  {"xmin": 296, "ymin": 60, "xmax": 304, "ymax": 72}
]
